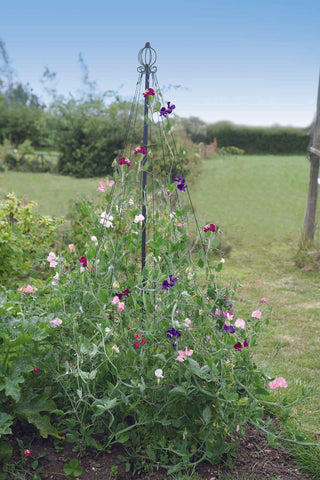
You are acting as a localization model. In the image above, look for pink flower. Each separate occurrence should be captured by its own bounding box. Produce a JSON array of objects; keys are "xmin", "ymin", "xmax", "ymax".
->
[
  {"xmin": 176, "ymin": 346, "xmax": 193, "ymax": 362},
  {"xmin": 112, "ymin": 296, "xmax": 120, "ymax": 305},
  {"xmin": 49, "ymin": 317, "xmax": 62, "ymax": 328},
  {"xmin": 24, "ymin": 450, "xmax": 31, "ymax": 457},
  {"xmin": 269, "ymin": 376, "xmax": 288, "ymax": 390},
  {"xmin": 143, "ymin": 88, "xmax": 155, "ymax": 97},
  {"xmin": 184, "ymin": 318, "xmax": 191, "ymax": 326},
  {"xmin": 18, "ymin": 284, "xmax": 37, "ymax": 294},
  {"xmin": 234, "ymin": 318, "xmax": 246, "ymax": 329},
  {"xmin": 97, "ymin": 177, "xmax": 115, "ymax": 192},
  {"xmin": 117, "ymin": 302, "xmax": 125, "ymax": 313},
  {"xmin": 177, "ymin": 223, "xmax": 182, "ymax": 228},
  {"xmin": 33, "ymin": 367, "xmax": 39, "ymax": 373},
  {"xmin": 68, "ymin": 244, "xmax": 74, "ymax": 252},
  {"xmin": 251, "ymin": 310, "xmax": 261, "ymax": 319},
  {"xmin": 260, "ymin": 297, "xmax": 267, "ymax": 303},
  {"xmin": 47, "ymin": 252, "xmax": 58, "ymax": 268}
]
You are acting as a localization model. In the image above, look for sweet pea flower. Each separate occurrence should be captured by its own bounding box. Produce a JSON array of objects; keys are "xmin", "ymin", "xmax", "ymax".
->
[
  {"xmin": 177, "ymin": 222, "xmax": 182, "ymax": 228},
  {"xmin": 234, "ymin": 318, "xmax": 246, "ymax": 329},
  {"xmin": 269, "ymin": 377, "xmax": 288, "ymax": 390},
  {"xmin": 252, "ymin": 310, "xmax": 262, "ymax": 319},
  {"xmin": 260, "ymin": 297, "xmax": 267, "ymax": 303},
  {"xmin": 68, "ymin": 244, "xmax": 74, "ymax": 252},
  {"xmin": 112, "ymin": 345, "xmax": 120, "ymax": 354},
  {"xmin": 160, "ymin": 101, "xmax": 176, "ymax": 117},
  {"xmin": 224, "ymin": 324, "xmax": 235, "ymax": 334},
  {"xmin": 119, "ymin": 157, "xmax": 131, "ymax": 167},
  {"xmin": 100, "ymin": 212, "xmax": 114, "ymax": 228},
  {"xmin": 91, "ymin": 235, "xmax": 98, "ymax": 242},
  {"xmin": 203, "ymin": 224, "xmax": 216, "ymax": 233},
  {"xmin": 173, "ymin": 174, "xmax": 187, "ymax": 191},
  {"xmin": 134, "ymin": 146, "xmax": 146, "ymax": 155},
  {"xmin": 134, "ymin": 214, "xmax": 145, "ymax": 223},
  {"xmin": 143, "ymin": 87, "xmax": 155, "ymax": 97},
  {"xmin": 166, "ymin": 327, "xmax": 181, "ymax": 338},
  {"xmin": 233, "ymin": 339, "xmax": 249, "ymax": 352},
  {"xmin": 176, "ymin": 346, "xmax": 193, "ymax": 362},
  {"xmin": 112, "ymin": 296, "xmax": 120, "ymax": 305},
  {"xmin": 117, "ymin": 302, "xmax": 125, "ymax": 313},
  {"xmin": 162, "ymin": 275, "xmax": 178, "ymax": 290},
  {"xmin": 79, "ymin": 257, "xmax": 88, "ymax": 268},
  {"xmin": 184, "ymin": 318, "xmax": 191, "ymax": 326},
  {"xmin": 49, "ymin": 317, "xmax": 62, "ymax": 328},
  {"xmin": 24, "ymin": 450, "xmax": 31, "ymax": 457},
  {"xmin": 97, "ymin": 177, "xmax": 115, "ymax": 192},
  {"xmin": 47, "ymin": 251, "xmax": 58, "ymax": 268},
  {"xmin": 18, "ymin": 284, "xmax": 37, "ymax": 293},
  {"xmin": 155, "ymin": 369, "xmax": 164, "ymax": 379}
]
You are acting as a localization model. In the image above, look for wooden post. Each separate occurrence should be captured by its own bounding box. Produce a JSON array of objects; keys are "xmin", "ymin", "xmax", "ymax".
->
[{"xmin": 302, "ymin": 73, "xmax": 320, "ymax": 242}]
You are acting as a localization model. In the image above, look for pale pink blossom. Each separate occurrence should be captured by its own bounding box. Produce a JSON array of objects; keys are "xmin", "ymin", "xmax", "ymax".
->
[
  {"xmin": 112, "ymin": 282, "xmax": 119, "ymax": 289},
  {"xmin": 134, "ymin": 214, "xmax": 145, "ymax": 223},
  {"xmin": 18, "ymin": 284, "xmax": 37, "ymax": 293},
  {"xmin": 260, "ymin": 297, "xmax": 267, "ymax": 303},
  {"xmin": 251, "ymin": 310, "xmax": 261, "ymax": 319},
  {"xmin": 268, "ymin": 376, "xmax": 287, "ymax": 390},
  {"xmin": 68, "ymin": 244, "xmax": 74, "ymax": 252},
  {"xmin": 91, "ymin": 235, "xmax": 98, "ymax": 242},
  {"xmin": 225, "ymin": 312, "xmax": 234, "ymax": 321},
  {"xmin": 177, "ymin": 222, "xmax": 182, "ymax": 228},
  {"xmin": 49, "ymin": 317, "xmax": 62, "ymax": 328},
  {"xmin": 184, "ymin": 318, "xmax": 191, "ymax": 326},
  {"xmin": 117, "ymin": 302, "xmax": 125, "ymax": 313},
  {"xmin": 112, "ymin": 345, "xmax": 120, "ymax": 354},
  {"xmin": 112, "ymin": 296, "xmax": 120, "ymax": 305},
  {"xmin": 234, "ymin": 318, "xmax": 246, "ymax": 329},
  {"xmin": 155, "ymin": 369, "xmax": 164, "ymax": 378},
  {"xmin": 99, "ymin": 212, "xmax": 113, "ymax": 228}
]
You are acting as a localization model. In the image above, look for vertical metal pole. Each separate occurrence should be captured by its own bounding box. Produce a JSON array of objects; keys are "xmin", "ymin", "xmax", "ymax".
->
[
  {"xmin": 141, "ymin": 68, "xmax": 149, "ymax": 275},
  {"xmin": 137, "ymin": 42, "xmax": 157, "ymax": 276}
]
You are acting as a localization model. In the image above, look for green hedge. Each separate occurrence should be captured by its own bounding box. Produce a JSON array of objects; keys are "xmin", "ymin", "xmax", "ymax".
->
[{"xmin": 206, "ymin": 121, "xmax": 310, "ymax": 154}]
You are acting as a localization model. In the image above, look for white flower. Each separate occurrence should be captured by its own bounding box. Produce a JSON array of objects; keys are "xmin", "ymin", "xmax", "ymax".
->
[
  {"xmin": 112, "ymin": 345, "xmax": 120, "ymax": 354},
  {"xmin": 91, "ymin": 235, "xmax": 98, "ymax": 242},
  {"xmin": 220, "ymin": 258, "xmax": 225, "ymax": 264},
  {"xmin": 129, "ymin": 198, "xmax": 134, "ymax": 206},
  {"xmin": 99, "ymin": 212, "xmax": 113, "ymax": 228},
  {"xmin": 134, "ymin": 214, "xmax": 145, "ymax": 223},
  {"xmin": 155, "ymin": 369, "xmax": 164, "ymax": 379}
]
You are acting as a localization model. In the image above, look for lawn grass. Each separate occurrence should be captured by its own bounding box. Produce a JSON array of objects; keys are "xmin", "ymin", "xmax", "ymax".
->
[{"xmin": 1, "ymin": 155, "xmax": 320, "ymax": 478}]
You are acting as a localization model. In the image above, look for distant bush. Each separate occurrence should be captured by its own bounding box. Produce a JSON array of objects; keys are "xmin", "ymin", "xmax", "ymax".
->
[
  {"xmin": 0, "ymin": 193, "xmax": 63, "ymax": 287},
  {"xmin": 206, "ymin": 122, "xmax": 309, "ymax": 154},
  {"xmin": 218, "ymin": 146, "xmax": 245, "ymax": 156}
]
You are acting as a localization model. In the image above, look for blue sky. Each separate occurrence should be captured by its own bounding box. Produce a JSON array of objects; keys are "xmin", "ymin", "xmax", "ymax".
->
[{"xmin": 1, "ymin": 0, "xmax": 320, "ymax": 126}]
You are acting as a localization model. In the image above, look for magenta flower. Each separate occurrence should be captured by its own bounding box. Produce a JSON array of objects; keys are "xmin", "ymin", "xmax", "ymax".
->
[
  {"xmin": 252, "ymin": 310, "xmax": 261, "ymax": 319},
  {"xmin": 115, "ymin": 289, "xmax": 130, "ymax": 301},
  {"xmin": 134, "ymin": 146, "xmax": 146, "ymax": 155},
  {"xmin": 203, "ymin": 224, "xmax": 216, "ymax": 233},
  {"xmin": 24, "ymin": 450, "xmax": 31, "ymax": 457},
  {"xmin": 79, "ymin": 256, "xmax": 88, "ymax": 268},
  {"xmin": 143, "ymin": 88, "xmax": 155, "ymax": 98},
  {"xmin": 269, "ymin": 377, "xmax": 287, "ymax": 390},
  {"xmin": 173, "ymin": 174, "xmax": 187, "ymax": 191},
  {"xmin": 119, "ymin": 157, "xmax": 131, "ymax": 167},
  {"xmin": 234, "ymin": 339, "xmax": 248, "ymax": 352},
  {"xmin": 162, "ymin": 275, "xmax": 178, "ymax": 290}
]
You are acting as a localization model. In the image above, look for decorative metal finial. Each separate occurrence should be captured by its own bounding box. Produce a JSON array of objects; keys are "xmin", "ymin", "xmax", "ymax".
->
[{"xmin": 137, "ymin": 42, "xmax": 157, "ymax": 73}]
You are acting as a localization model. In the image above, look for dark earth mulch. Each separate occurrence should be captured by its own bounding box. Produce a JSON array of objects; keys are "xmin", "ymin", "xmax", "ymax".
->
[{"xmin": 3, "ymin": 423, "xmax": 311, "ymax": 480}]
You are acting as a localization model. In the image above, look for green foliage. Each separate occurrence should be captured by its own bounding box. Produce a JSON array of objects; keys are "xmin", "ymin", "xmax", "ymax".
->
[
  {"xmin": 206, "ymin": 121, "xmax": 309, "ymax": 154},
  {"xmin": 0, "ymin": 193, "xmax": 63, "ymax": 287},
  {"xmin": 52, "ymin": 97, "xmax": 137, "ymax": 178},
  {"xmin": 0, "ymin": 101, "xmax": 44, "ymax": 146},
  {"xmin": 218, "ymin": 146, "xmax": 245, "ymax": 156},
  {"xmin": 63, "ymin": 459, "xmax": 83, "ymax": 478}
]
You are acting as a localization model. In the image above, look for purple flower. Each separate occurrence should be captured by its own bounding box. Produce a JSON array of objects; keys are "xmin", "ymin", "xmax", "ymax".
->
[
  {"xmin": 115, "ymin": 288, "xmax": 130, "ymax": 300},
  {"xmin": 173, "ymin": 174, "xmax": 187, "ymax": 192},
  {"xmin": 162, "ymin": 275, "xmax": 178, "ymax": 290},
  {"xmin": 224, "ymin": 324, "xmax": 235, "ymax": 334},
  {"xmin": 79, "ymin": 256, "xmax": 88, "ymax": 268},
  {"xmin": 160, "ymin": 101, "xmax": 176, "ymax": 117},
  {"xmin": 166, "ymin": 328, "xmax": 181, "ymax": 338},
  {"xmin": 173, "ymin": 341, "xmax": 178, "ymax": 347}
]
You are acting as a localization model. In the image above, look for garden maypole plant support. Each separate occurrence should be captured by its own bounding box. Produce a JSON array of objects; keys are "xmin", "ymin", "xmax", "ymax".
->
[{"xmin": 0, "ymin": 42, "xmax": 296, "ymax": 476}]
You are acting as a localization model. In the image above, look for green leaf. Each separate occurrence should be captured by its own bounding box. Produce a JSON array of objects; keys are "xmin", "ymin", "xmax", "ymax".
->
[
  {"xmin": 197, "ymin": 259, "xmax": 204, "ymax": 268},
  {"xmin": 165, "ymin": 122, "xmax": 171, "ymax": 132},
  {"xmin": 0, "ymin": 438, "xmax": 12, "ymax": 462},
  {"xmin": 169, "ymin": 386, "xmax": 187, "ymax": 397},
  {"xmin": 202, "ymin": 406, "xmax": 212, "ymax": 424},
  {"xmin": 0, "ymin": 413, "xmax": 13, "ymax": 435}
]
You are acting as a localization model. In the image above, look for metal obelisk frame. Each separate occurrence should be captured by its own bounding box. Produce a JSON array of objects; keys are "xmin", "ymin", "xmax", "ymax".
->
[{"xmin": 137, "ymin": 43, "xmax": 157, "ymax": 274}]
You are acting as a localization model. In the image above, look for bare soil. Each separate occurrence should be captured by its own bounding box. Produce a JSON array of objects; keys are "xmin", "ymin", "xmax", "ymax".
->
[{"xmin": 3, "ymin": 423, "xmax": 312, "ymax": 480}]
